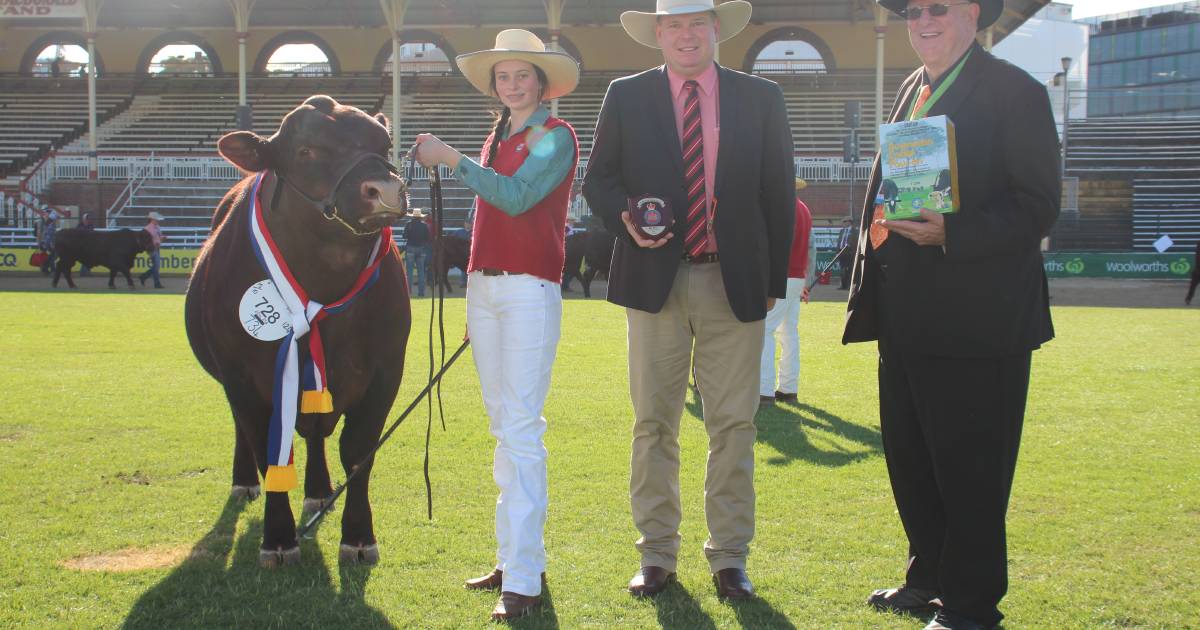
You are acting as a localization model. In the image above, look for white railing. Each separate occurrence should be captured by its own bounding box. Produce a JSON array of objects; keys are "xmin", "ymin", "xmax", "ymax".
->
[{"xmin": 54, "ymin": 154, "xmax": 242, "ymax": 181}]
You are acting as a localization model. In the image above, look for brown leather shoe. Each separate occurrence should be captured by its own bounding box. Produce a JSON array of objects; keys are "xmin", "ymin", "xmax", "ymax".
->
[
  {"xmin": 713, "ymin": 567, "xmax": 756, "ymax": 600},
  {"xmin": 465, "ymin": 569, "xmax": 547, "ymax": 591},
  {"xmin": 628, "ymin": 566, "xmax": 676, "ymax": 597},
  {"xmin": 465, "ymin": 569, "xmax": 504, "ymax": 590},
  {"xmin": 490, "ymin": 591, "xmax": 541, "ymax": 621},
  {"xmin": 867, "ymin": 585, "xmax": 942, "ymax": 615}
]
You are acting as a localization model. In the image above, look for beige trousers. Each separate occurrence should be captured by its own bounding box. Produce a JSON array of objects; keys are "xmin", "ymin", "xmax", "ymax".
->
[{"xmin": 627, "ymin": 261, "xmax": 763, "ymax": 573}]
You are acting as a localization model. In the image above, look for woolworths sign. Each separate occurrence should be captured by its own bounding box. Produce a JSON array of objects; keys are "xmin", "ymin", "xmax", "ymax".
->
[{"xmin": 1043, "ymin": 253, "xmax": 1193, "ymax": 279}]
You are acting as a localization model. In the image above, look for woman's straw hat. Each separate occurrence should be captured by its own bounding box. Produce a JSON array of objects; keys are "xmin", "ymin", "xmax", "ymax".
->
[{"xmin": 456, "ymin": 29, "xmax": 580, "ymax": 100}]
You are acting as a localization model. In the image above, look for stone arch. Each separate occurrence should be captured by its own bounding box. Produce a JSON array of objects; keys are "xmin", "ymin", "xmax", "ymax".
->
[
  {"xmin": 136, "ymin": 31, "xmax": 224, "ymax": 75},
  {"xmin": 373, "ymin": 29, "xmax": 460, "ymax": 75},
  {"xmin": 253, "ymin": 30, "xmax": 340, "ymax": 75},
  {"xmin": 742, "ymin": 26, "xmax": 836, "ymax": 74},
  {"xmin": 20, "ymin": 31, "xmax": 106, "ymax": 76}
]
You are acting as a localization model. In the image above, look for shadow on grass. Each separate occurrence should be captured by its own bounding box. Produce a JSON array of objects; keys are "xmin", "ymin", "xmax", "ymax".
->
[
  {"xmin": 755, "ymin": 402, "xmax": 881, "ymax": 467},
  {"xmin": 728, "ymin": 595, "xmax": 797, "ymax": 629},
  {"xmin": 121, "ymin": 496, "xmax": 394, "ymax": 629},
  {"xmin": 651, "ymin": 581, "xmax": 717, "ymax": 630},
  {"xmin": 687, "ymin": 387, "xmax": 880, "ymax": 467}
]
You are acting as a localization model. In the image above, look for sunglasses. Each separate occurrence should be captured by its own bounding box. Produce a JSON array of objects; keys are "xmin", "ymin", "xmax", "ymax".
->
[{"xmin": 899, "ymin": 2, "xmax": 972, "ymax": 19}]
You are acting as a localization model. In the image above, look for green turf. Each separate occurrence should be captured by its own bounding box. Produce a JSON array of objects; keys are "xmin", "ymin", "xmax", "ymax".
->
[{"xmin": 0, "ymin": 291, "xmax": 1196, "ymax": 629}]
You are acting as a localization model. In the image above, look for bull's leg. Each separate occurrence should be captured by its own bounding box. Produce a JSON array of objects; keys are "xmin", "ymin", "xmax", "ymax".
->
[
  {"xmin": 582, "ymin": 267, "xmax": 597, "ymax": 299},
  {"xmin": 108, "ymin": 269, "xmax": 118, "ymax": 289},
  {"xmin": 121, "ymin": 268, "xmax": 135, "ymax": 288},
  {"xmin": 230, "ymin": 422, "xmax": 261, "ymax": 500},
  {"xmin": 222, "ymin": 381, "xmax": 299, "ymax": 567},
  {"xmin": 301, "ymin": 434, "xmax": 335, "ymax": 517},
  {"xmin": 337, "ymin": 379, "xmax": 396, "ymax": 564}
]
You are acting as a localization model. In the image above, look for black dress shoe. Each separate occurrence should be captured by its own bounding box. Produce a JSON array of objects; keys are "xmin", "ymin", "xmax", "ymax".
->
[
  {"xmin": 924, "ymin": 609, "xmax": 994, "ymax": 630},
  {"xmin": 868, "ymin": 585, "xmax": 942, "ymax": 615},
  {"xmin": 712, "ymin": 567, "xmax": 755, "ymax": 600},
  {"xmin": 490, "ymin": 591, "xmax": 541, "ymax": 621},
  {"xmin": 774, "ymin": 391, "xmax": 798, "ymax": 403},
  {"xmin": 628, "ymin": 566, "xmax": 675, "ymax": 597}
]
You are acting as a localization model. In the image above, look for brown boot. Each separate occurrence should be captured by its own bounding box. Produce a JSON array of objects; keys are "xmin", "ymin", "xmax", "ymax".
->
[
  {"xmin": 465, "ymin": 568, "xmax": 503, "ymax": 591},
  {"xmin": 490, "ymin": 591, "xmax": 541, "ymax": 621}
]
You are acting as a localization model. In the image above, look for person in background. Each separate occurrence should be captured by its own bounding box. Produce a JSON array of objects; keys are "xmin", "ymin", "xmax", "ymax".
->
[
  {"xmin": 836, "ymin": 216, "xmax": 855, "ymax": 289},
  {"xmin": 1186, "ymin": 240, "xmax": 1199, "ymax": 305},
  {"xmin": 138, "ymin": 211, "xmax": 165, "ymax": 288},
  {"xmin": 582, "ymin": 0, "xmax": 794, "ymax": 601},
  {"xmin": 78, "ymin": 212, "xmax": 95, "ymax": 277},
  {"xmin": 759, "ymin": 178, "xmax": 817, "ymax": 406},
  {"xmin": 36, "ymin": 206, "xmax": 61, "ymax": 275},
  {"xmin": 403, "ymin": 209, "xmax": 432, "ymax": 297},
  {"xmin": 412, "ymin": 28, "xmax": 580, "ymax": 621},
  {"xmin": 845, "ymin": 0, "xmax": 1060, "ymax": 627}
]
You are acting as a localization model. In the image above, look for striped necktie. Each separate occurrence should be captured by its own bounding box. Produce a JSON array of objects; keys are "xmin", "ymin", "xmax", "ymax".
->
[{"xmin": 681, "ymin": 80, "xmax": 708, "ymax": 258}]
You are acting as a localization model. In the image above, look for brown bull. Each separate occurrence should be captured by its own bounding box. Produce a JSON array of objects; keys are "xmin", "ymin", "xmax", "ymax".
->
[{"xmin": 184, "ymin": 95, "xmax": 412, "ymax": 567}]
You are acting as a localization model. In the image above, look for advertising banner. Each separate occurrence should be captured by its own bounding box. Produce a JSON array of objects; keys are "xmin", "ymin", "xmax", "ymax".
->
[
  {"xmin": 0, "ymin": 0, "xmax": 85, "ymax": 19},
  {"xmin": 0, "ymin": 248, "xmax": 202, "ymax": 275},
  {"xmin": 1042, "ymin": 252, "xmax": 1194, "ymax": 279}
]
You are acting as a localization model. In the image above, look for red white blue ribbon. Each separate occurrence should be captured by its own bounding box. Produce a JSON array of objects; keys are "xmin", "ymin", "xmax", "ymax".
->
[{"xmin": 248, "ymin": 171, "xmax": 392, "ymax": 492}]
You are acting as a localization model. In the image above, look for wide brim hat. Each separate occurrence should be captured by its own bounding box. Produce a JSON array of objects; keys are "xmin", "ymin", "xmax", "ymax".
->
[
  {"xmin": 877, "ymin": 0, "xmax": 1002, "ymax": 30},
  {"xmin": 456, "ymin": 29, "xmax": 580, "ymax": 101},
  {"xmin": 621, "ymin": 0, "xmax": 752, "ymax": 49},
  {"xmin": 147, "ymin": 212, "xmax": 164, "ymax": 221}
]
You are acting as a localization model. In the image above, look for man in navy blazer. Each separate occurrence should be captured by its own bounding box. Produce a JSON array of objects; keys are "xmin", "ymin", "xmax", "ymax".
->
[
  {"xmin": 582, "ymin": 0, "xmax": 794, "ymax": 602},
  {"xmin": 844, "ymin": 1, "xmax": 1060, "ymax": 628}
]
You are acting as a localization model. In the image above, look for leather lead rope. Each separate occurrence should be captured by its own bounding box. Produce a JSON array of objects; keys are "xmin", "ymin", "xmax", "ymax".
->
[{"xmin": 297, "ymin": 162, "xmax": 464, "ymax": 539}]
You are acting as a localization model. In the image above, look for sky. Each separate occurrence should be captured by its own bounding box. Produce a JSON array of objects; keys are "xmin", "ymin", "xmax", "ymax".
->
[{"xmin": 1062, "ymin": 0, "xmax": 1183, "ymax": 19}]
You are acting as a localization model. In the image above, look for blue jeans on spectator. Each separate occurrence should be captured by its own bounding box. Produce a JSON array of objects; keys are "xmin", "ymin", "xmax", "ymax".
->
[
  {"xmin": 139, "ymin": 250, "xmax": 163, "ymax": 288},
  {"xmin": 406, "ymin": 245, "xmax": 430, "ymax": 297}
]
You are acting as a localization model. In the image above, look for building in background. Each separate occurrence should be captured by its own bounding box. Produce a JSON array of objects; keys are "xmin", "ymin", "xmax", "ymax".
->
[
  {"xmin": 993, "ymin": 2, "xmax": 1089, "ymax": 133},
  {"xmin": 1083, "ymin": 1, "xmax": 1200, "ymax": 117}
]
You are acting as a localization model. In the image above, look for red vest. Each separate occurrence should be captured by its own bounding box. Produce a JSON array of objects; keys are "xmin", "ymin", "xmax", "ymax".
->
[{"xmin": 468, "ymin": 116, "xmax": 578, "ymax": 283}]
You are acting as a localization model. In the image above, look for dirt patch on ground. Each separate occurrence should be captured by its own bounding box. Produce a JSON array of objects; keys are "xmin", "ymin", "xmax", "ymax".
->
[
  {"xmin": 61, "ymin": 545, "xmax": 215, "ymax": 572},
  {"xmin": 3, "ymin": 272, "xmax": 1195, "ymax": 309}
]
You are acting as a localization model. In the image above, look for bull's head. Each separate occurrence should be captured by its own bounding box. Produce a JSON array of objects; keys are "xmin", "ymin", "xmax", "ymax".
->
[{"xmin": 217, "ymin": 95, "xmax": 409, "ymax": 234}]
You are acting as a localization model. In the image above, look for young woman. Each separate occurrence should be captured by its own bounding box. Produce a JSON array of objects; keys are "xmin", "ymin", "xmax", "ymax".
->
[{"xmin": 412, "ymin": 29, "xmax": 579, "ymax": 622}]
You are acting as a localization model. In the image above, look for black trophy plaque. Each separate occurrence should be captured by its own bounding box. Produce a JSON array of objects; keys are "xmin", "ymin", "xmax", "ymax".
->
[{"xmin": 627, "ymin": 194, "xmax": 673, "ymax": 241}]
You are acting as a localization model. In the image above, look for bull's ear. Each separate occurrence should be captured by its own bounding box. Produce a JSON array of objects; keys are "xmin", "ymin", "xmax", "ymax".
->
[
  {"xmin": 374, "ymin": 112, "xmax": 391, "ymax": 135},
  {"xmin": 218, "ymin": 131, "xmax": 272, "ymax": 172}
]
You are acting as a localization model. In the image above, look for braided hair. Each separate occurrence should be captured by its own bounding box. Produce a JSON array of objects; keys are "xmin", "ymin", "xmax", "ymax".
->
[{"xmin": 484, "ymin": 64, "xmax": 548, "ymax": 168}]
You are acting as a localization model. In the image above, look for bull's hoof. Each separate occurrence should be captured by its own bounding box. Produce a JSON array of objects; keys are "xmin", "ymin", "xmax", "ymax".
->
[
  {"xmin": 258, "ymin": 546, "xmax": 301, "ymax": 568},
  {"xmin": 230, "ymin": 484, "xmax": 261, "ymax": 500},
  {"xmin": 302, "ymin": 496, "xmax": 336, "ymax": 514},
  {"xmin": 339, "ymin": 543, "xmax": 380, "ymax": 565}
]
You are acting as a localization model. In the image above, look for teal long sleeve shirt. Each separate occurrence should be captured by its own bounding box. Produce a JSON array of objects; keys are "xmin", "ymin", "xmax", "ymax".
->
[{"xmin": 454, "ymin": 106, "xmax": 575, "ymax": 217}]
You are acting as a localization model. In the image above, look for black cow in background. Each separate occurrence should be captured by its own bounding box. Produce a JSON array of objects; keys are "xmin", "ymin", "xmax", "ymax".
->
[
  {"xmin": 579, "ymin": 228, "xmax": 616, "ymax": 298},
  {"xmin": 52, "ymin": 228, "xmax": 154, "ymax": 289},
  {"xmin": 185, "ymin": 95, "xmax": 411, "ymax": 568},
  {"xmin": 561, "ymin": 230, "xmax": 587, "ymax": 294},
  {"xmin": 431, "ymin": 234, "xmax": 470, "ymax": 294}
]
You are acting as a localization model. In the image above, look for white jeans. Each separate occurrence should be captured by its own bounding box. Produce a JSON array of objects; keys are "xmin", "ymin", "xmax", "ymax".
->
[
  {"xmin": 466, "ymin": 271, "xmax": 562, "ymax": 597},
  {"xmin": 760, "ymin": 277, "xmax": 805, "ymax": 396}
]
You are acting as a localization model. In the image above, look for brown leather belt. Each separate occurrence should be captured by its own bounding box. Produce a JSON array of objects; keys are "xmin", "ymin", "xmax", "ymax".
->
[
  {"xmin": 682, "ymin": 252, "xmax": 720, "ymax": 264},
  {"xmin": 480, "ymin": 268, "xmax": 512, "ymax": 276}
]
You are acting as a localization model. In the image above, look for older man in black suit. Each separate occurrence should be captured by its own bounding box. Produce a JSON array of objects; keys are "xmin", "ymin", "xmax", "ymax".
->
[
  {"xmin": 582, "ymin": 0, "xmax": 794, "ymax": 602},
  {"xmin": 843, "ymin": 1, "xmax": 1060, "ymax": 629}
]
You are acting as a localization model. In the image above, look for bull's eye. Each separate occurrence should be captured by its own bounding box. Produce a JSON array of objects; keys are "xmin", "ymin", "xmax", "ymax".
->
[{"xmin": 298, "ymin": 147, "xmax": 313, "ymax": 158}]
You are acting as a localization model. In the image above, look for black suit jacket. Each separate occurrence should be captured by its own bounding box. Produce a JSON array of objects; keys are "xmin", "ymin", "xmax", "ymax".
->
[
  {"xmin": 843, "ymin": 45, "xmax": 1060, "ymax": 357},
  {"xmin": 582, "ymin": 64, "xmax": 795, "ymax": 323}
]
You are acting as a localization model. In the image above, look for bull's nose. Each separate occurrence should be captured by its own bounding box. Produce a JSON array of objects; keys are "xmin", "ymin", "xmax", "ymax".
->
[{"xmin": 361, "ymin": 179, "xmax": 406, "ymax": 213}]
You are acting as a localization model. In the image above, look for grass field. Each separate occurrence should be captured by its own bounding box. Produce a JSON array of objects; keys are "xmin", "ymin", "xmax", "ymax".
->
[{"xmin": 0, "ymin": 290, "xmax": 1196, "ymax": 629}]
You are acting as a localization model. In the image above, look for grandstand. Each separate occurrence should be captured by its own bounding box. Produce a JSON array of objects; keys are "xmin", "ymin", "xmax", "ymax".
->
[{"xmin": 1, "ymin": 0, "xmax": 1060, "ymax": 251}]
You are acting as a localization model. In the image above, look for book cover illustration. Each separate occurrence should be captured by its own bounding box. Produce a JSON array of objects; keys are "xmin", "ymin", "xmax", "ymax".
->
[{"xmin": 878, "ymin": 115, "xmax": 960, "ymax": 221}]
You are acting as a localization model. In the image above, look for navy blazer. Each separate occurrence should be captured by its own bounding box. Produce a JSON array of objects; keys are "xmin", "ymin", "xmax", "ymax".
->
[
  {"xmin": 843, "ymin": 45, "xmax": 1060, "ymax": 357},
  {"xmin": 582, "ymin": 64, "xmax": 796, "ymax": 323}
]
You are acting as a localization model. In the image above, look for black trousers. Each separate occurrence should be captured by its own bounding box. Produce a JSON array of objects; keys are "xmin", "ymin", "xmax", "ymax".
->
[{"xmin": 877, "ymin": 341, "xmax": 1032, "ymax": 627}]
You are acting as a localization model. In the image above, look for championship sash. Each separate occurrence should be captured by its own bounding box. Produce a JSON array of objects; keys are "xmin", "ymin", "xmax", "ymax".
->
[{"xmin": 248, "ymin": 171, "xmax": 393, "ymax": 492}]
